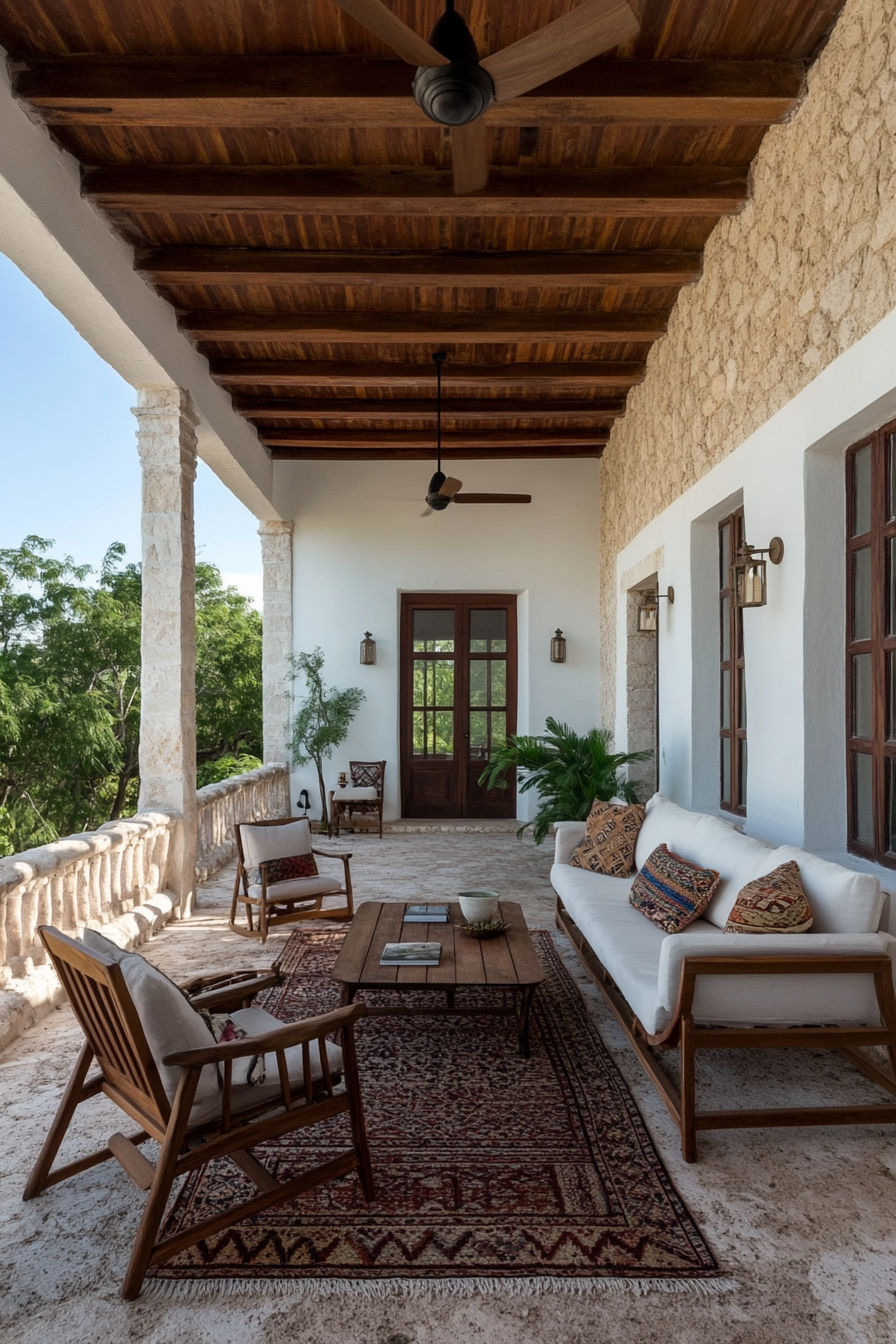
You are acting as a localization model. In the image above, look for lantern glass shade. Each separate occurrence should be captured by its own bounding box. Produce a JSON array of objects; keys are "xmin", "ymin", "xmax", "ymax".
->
[
  {"xmin": 731, "ymin": 556, "xmax": 767, "ymax": 608},
  {"xmin": 638, "ymin": 603, "xmax": 658, "ymax": 633},
  {"xmin": 550, "ymin": 628, "xmax": 567, "ymax": 663},
  {"xmin": 360, "ymin": 631, "xmax": 377, "ymax": 664}
]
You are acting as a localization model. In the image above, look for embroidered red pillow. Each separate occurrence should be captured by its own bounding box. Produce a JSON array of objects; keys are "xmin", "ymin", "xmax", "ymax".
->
[
  {"xmin": 263, "ymin": 852, "xmax": 318, "ymax": 884},
  {"xmin": 724, "ymin": 860, "xmax": 813, "ymax": 933},
  {"xmin": 629, "ymin": 844, "xmax": 720, "ymax": 934},
  {"xmin": 199, "ymin": 1012, "xmax": 265, "ymax": 1086}
]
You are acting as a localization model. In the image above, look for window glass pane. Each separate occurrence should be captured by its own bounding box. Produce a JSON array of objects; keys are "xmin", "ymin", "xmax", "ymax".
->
[
  {"xmin": 852, "ymin": 443, "xmax": 872, "ymax": 536},
  {"xmin": 412, "ymin": 710, "xmax": 425, "ymax": 756},
  {"xmin": 490, "ymin": 710, "xmax": 507, "ymax": 751},
  {"xmin": 434, "ymin": 711, "xmax": 453, "ymax": 757},
  {"xmin": 888, "ymin": 759, "xmax": 896, "ymax": 855},
  {"xmin": 412, "ymin": 609, "xmax": 454, "ymax": 652},
  {"xmin": 490, "ymin": 660, "xmax": 507, "ymax": 706},
  {"xmin": 852, "ymin": 547, "xmax": 872, "ymax": 641},
  {"xmin": 720, "ymin": 596, "xmax": 730, "ymax": 662},
  {"xmin": 721, "ymin": 669, "xmax": 731, "ymax": 729},
  {"xmin": 470, "ymin": 609, "xmax": 507, "ymax": 653},
  {"xmin": 889, "ymin": 433, "xmax": 896, "ymax": 523},
  {"xmin": 469, "ymin": 661, "xmax": 487, "ymax": 708},
  {"xmin": 413, "ymin": 659, "xmax": 453, "ymax": 708},
  {"xmin": 720, "ymin": 738, "xmax": 731, "ymax": 804},
  {"xmin": 853, "ymin": 653, "xmax": 872, "ymax": 739},
  {"xmin": 469, "ymin": 709, "xmax": 488, "ymax": 758},
  {"xmin": 854, "ymin": 752, "xmax": 873, "ymax": 846}
]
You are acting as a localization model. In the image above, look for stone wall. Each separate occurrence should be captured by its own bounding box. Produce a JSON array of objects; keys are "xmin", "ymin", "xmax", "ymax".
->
[{"xmin": 599, "ymin": 0, "xmax": 896, "ymax": 725}]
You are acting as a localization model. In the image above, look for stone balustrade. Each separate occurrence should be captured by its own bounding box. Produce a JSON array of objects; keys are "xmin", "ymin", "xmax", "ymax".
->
[{"xmin": 195, "ymin": 762, "xmax": 290, "ymax": 881}]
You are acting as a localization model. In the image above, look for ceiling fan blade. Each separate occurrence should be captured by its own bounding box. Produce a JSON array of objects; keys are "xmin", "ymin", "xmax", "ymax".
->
[
  {"xmin": 450, "ymin": 121, "xmax": 489, "ymax": 195},
  {"xmin": 481, "ymin": 0, "xmax": 640, "ymax": 102},
  {"xmin": 328, "ymin": 0, "xmax": 448, "ymax": 67},
  {"xmin": 438, "ymin": 475, "xmax": 464, "ymax": 498},
  {"xmin": 453, "ymin": 493, "xmax": 533, "ymax": 504}
]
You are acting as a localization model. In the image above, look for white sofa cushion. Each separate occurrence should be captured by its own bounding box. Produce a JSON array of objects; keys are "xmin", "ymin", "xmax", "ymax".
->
[
  {"xmin": 657, "ymin": 927, "xmax": 895, "ymax": 1027},
  {"xmin": 248, "ymin": 874, "xmax": 342, "ymax": 902},
  {"xmin": 634, "ymin": 794, "xmax": 707, "ymax": 871},
  {"xmin": 756, "ymin": 845, "xmax": 884, "ymax": 934}
]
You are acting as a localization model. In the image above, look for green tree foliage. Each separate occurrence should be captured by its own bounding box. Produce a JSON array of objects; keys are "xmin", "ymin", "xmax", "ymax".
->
[
  {"xmin": 478, "ymin": 716, "xmax": 653, "ymax": 845},
  {"xmin": 0, "ymin": 536, "xmax": 262, "ymax": 857},
  {"xmin": 290, "ymin": 648, "xmax": 365, "ymax": 827}
]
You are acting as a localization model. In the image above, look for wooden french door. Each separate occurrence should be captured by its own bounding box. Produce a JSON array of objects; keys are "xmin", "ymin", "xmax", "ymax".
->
[{"xmin": 400, "ymin": 594, "xmax": 517, "ymax": 818}]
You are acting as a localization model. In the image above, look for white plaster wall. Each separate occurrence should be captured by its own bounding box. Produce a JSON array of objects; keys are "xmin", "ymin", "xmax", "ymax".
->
[
  {"xmin": 613, "ymin": 304, "xmax": 896, "ymax": 931},
  {"xmin": 274, "ymin": 458, "xmax": 600, "ymax": 821}
]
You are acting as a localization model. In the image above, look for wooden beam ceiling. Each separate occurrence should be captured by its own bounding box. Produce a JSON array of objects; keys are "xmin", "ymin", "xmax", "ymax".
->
[
  {"xmin": 262, "ymin": 430, "xmax": 606, "ymax": 449},
  {"xmin": 14, "ymin": 56, "xmax": 805, "ymax": 127},
  {"xmin": 232, "ymin": 398, "xmax": 626, "ymax": 421},
  {"xmin": 177, "ymin": 310, "xmax": 668, "ymax": 343},
  {"xmin": 208, "ymin": 360, "xmax": 647, "ymax": 390}
]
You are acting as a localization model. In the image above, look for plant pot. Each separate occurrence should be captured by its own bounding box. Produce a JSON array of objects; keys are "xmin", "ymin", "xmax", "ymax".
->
[{"xmin": 457, "ymin": 890, "xmax": 500, "ymax": 923}]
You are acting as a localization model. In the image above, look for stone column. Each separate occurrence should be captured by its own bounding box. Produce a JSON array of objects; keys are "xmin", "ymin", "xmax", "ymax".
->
[
  {"xmin": 258, "ymin": 520, "xmax": 294, "ymax": 767},
  {"xmin": 134, "ymin": 388, "xmax": 198, "ymax": 917}
]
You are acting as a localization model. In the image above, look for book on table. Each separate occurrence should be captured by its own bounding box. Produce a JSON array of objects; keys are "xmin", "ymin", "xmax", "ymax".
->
[
  {"xmin": 380, "ymin": 941, "xmax": 442, "ymax": 966},
  {"xmin": 403, "ymin": 904, "xmax": 449, "ymax": 923}
]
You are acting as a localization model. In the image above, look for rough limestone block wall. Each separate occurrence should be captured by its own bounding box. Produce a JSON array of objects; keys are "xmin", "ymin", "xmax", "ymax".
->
[{"xmin": 599, "ymin": 0, "xmax": 896, "ymax": 726}]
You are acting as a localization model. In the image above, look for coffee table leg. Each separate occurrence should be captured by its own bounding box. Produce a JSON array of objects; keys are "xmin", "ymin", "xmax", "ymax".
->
[
  {"xmin": 341, "ymin": 985, "xmax": 356, "ymax": 1007},
  {"xmin": 517, "ymin": 986, "xmax": 536, "ymax": 1058},
  {"xmin": 446, "ymin": 988, "xmax": 455, "ymax": 1010}
]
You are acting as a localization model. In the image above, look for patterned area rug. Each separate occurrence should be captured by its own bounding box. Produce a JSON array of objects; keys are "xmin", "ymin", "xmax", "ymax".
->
[{"xmin": 147, "ymin": 929, "xmax": 727, "ymax": 1296}]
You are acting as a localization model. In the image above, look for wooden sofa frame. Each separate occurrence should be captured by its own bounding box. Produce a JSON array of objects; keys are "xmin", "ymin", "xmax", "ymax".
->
[
  {"xmin": 556, "ymin": 895, "xmax": 896, "ymax": 1161},
  {"xmin": 24, "ymin": 927, "xmax": 374, "ymax": 1298}
]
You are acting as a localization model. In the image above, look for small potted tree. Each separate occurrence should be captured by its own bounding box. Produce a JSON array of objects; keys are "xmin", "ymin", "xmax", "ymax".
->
[{"xmin": 290, "ymin": 648, "xmax": 365, "ymax": 833}]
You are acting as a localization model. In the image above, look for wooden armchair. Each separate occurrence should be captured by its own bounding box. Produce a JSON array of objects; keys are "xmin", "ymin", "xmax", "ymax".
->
[
  {"xmin": 231, "ymin": 815, "xmax": 354, "ymax": 942},
  {"xmin": 329, "ymin": 760, "xmax": 386, "ymax": 838},
  {"xmin": 24, "ymin": 926, "xmax": 374, "ymax": 1299}
]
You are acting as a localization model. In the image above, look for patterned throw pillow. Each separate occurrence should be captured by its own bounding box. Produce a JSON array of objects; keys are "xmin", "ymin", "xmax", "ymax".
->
[
  {"xmin": 262, "ymin": 852, "xmax": 318, "ymax": 884},
  {"xmin": 629, "ymin": 844, "xmax": 721, "ymax": 934},
  {"xmin": 570, "ymin": 800, "xmax": 646, "ymax": 877},
  {"xmin": 200, "ymin": 1012, "xmax": 266, "ymax": 1086},
  {"xmin": 724, "ymin": 860, "xmax": 813, "ymax": 933}
]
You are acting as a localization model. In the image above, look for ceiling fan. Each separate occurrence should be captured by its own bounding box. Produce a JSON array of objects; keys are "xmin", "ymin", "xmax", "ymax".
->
[
  {"xmin": 329, "ymin": 0, "xmax": 641, "ymax": 192},
  {"xmin": 421, "ymin": 351, "xmax": 532, "ymax": 515}
]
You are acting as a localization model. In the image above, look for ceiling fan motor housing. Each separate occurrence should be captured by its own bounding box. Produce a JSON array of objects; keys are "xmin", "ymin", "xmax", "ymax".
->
[
  {"xmin": 426, "ymin": 470, "xmax": 452, "ymax": 510},
  {"xmin": 413, "ymin": 5, "xmax": 494, "ymax": 126}
]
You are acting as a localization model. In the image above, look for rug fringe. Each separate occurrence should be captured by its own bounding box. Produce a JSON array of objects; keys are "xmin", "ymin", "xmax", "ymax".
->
[{"xmin": 143, "ymin": 1274, "xmax": 738, "ymax": 1303}]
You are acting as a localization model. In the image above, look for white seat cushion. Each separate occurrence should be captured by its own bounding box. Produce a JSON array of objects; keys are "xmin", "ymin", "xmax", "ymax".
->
[
  {"xmin": 333, "ymin": 786, "xmax": 378, "ymax": 801},
  {"xmin": 240, "ymin": 819, "xmax": 312, "ymax": 868},
  {"xmin": 248, "ymin": 874, "xmax": 343, "ymax": 902}
]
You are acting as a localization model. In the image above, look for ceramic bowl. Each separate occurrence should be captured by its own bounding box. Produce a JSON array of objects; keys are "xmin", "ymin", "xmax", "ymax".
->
[{"xmin": 457, "ymin": 890, "xmax": 500, "ymax": 923}]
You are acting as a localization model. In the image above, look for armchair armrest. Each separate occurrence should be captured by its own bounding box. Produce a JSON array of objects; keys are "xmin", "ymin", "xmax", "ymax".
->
[
  {"xmin": 312, "ymin": 847, "xmax": 353, "ymax": 862},
  {"xmin": 553, "ymin": 822, "xmax": 586, "ymax": 866},
  {"xmin": 162, "ymin": 1002, "xmax": 367, "ymax": 1069},
  {"xmin": 185, "ymin": 966, "xmax": 284, "ymax": 1012}
]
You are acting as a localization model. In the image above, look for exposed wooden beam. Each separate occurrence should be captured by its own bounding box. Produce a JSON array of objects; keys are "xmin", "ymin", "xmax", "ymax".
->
[
  {"xmin": 210, "ymin": 359, "xmax": 646, "ymax": 388},
  {"xmin": 84, "ymin": 166, "xmax": 748, "ymax": 217},
  {"xmin": 268, "ymin": 446, "xmax": 604, "ymax": 460},
  {"xmin": 180, "ymin": 310, "xmax": 668, "ymax": 343},
  {"xmin": 261, "ymin": 430, "xmax": 606, "ymax": 449},
  {"xmin": 137, "ymin": 247, "xmax": 702, "ymax": 288},
  {"xmin": 16, "ymin": 56, "xmax": 804, "ymax": 127},
  {"xmin": 234, "ymin": 397, "xmax": 626, "ymax": 421}
]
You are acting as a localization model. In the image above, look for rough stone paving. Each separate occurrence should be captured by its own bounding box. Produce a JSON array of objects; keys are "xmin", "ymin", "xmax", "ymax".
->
[
  {"xmin": 149, "ymin": 929, "xmax": 721, "ymax": 1287},
  {"xmin": 0, "ymin": 832, "xmax": 894, "ymax": 1343}
]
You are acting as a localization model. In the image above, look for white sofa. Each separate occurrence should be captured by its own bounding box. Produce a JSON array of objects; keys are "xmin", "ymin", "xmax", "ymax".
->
[{"xmin": 552, "ymin": 793, "xmax": 896, "ymax": 1159}]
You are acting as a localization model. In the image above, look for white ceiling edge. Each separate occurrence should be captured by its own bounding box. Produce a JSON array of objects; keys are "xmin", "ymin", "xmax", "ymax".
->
[{"xmin": 0, "ymin": 53, "xmax": 282, "ymax": 523}]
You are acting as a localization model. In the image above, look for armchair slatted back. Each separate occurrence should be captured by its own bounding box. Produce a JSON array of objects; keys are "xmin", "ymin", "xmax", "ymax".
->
[
  {"xmin": 39, "ymin": 927, "xmax": 171, "ymax": 1134},
  {"xmin": 350, "ymin": 761, "xmax": 385, "ymax": 792}
]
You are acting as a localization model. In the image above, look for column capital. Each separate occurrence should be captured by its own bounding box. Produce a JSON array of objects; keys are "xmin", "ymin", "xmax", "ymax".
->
[
  {"xmin": 133, "ymin": 387, "xmax": 198, "ymax": 482},
  {"xmin": 258, "ymin": 519, "xmax": 293, "ymax": 540}
]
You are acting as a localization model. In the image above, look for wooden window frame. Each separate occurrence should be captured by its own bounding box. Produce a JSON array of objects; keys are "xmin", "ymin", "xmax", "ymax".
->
[
  {"xmin": 719, "ymin": 509, "xmax": 747, "ymax": 816},
  {"xmin": 846, "ymin": 419, "xmax": 896, "ymax": 867}
]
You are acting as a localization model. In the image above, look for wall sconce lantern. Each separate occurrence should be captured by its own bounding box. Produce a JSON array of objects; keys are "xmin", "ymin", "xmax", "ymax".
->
[
  {"xmin": 730, "ymin": 538, "xmax": 784, "ymax": 609},
  {"xmin": 550, "ymin": 629, "xmax": 567, "ymax": 663},
  {"xmin": 359, "ymin": 631, "xmax": 377, "ymax": 665},
  {"xmin": 637, "ymin": 586, "xmax": 674, "ymax": 632}
]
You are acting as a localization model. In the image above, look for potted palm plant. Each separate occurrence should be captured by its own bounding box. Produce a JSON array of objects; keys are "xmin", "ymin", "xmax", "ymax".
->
[
  {"xmin": 477, "ymin": 716, "xmax": 652, "ymax": 845},
  {"xmin": 290, "ymin": 648, "xmax": 366, "ymax": 831}
]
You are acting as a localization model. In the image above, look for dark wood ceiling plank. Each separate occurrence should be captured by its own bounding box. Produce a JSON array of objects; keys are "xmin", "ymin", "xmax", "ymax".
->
[
  {"xmin": 261, "ymin": 429, "xmax": 607, "ymax": 448},
  {"xmin": 209, "ymin": 359, "xmax": 646, "ymax": 388},
  {"xmin": 84, "ymin": 165, "xmax": 749, "ymax": 216},
  {"xmin": 179, "ymin": 311, "xmax": 668, "ymax": 342},
  {"xmin": 233, "ymin": 397, "xmax": 626, "ymax": 420},
  {"xmin": 267, "ymin": 447, "xmax": 605, "ymax": 460},
  {"xmin": 136, "ymin": 247, "xmax": 702, "ymax": 287},
  {"xmin": 15, "ymin": 56, "xmax": 804, "ymax": 126}
]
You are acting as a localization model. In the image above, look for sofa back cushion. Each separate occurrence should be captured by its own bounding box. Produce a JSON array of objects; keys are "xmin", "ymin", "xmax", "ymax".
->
[
  {"xmin": 755, "ymin": 845, "xmax": 884, "ymax": 934},
  {"xmin": 634, "ymin": 795, "xmax": 704, "ymax": 872}
]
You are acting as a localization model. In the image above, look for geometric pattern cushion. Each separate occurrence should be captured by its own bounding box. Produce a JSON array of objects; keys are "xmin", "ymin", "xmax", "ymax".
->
[
  {"xmin": 569, "ymin": 800, "xmax": 646, "ymax": 877},
  {"xmin": 629, "ymin": 844, "xmax": 721, "ymax": 934},
  {"xmin": 724, "ymin": 860, "xmax": 814, "ymax": 934},
  {"xmin": 264, "ymin": 852, "xmax": 318, "ymax": 884},
  {"xmin": 200, "ymin": 1011, "xmax": 266, "ymax": 1085}
]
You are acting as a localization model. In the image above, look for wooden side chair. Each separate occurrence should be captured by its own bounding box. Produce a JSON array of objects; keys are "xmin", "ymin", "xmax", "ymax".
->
[
  {"xmin": 330, "ymin": 760, "xmax": 387, "ymax": 838},
  {"xmin": 231, "ymin": 815, "xmax": 354, "ymax": 942},
  {"xmin": 24, "ymin": 926, "xmax": 374, "ymax": 1300}
]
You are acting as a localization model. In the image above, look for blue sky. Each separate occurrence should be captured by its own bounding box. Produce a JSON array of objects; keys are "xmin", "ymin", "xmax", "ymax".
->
[{"xmin": 0, "ymin": 253, "xmax": 263, "ymax": 605}]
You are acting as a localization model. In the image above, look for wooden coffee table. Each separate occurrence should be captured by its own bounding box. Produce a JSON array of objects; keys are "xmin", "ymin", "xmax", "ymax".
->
[{"xmin": 331, "ymin": 900, "xmax": 544, "ymax": 1057}]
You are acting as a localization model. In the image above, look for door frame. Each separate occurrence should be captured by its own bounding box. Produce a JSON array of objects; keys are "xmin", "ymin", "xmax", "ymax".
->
[{"xmin": 399, "ymin": 593, "xmax": 518, "ymax": 818}]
